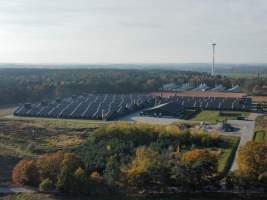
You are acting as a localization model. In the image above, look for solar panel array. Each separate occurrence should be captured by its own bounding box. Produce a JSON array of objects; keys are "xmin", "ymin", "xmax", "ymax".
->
[
  {"xmin": 14, "ymin": 94, "xmax": 156, "ymax": 120},
  {"xmin": 14, "ymin": 94, "xmax": 257, "ymax": 121},
  {"xmin": 161, "ymin": 96, "xmax": 253, "ymax": 111}
]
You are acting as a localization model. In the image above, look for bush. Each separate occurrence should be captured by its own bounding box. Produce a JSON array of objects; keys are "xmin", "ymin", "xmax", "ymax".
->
[
  {"xmin": 39, "ymin": 178, "xmax": 53, "ymax": 192},
  {"xmin": 258, "ymin": 171, "xmax": 267, "ymax": 189},
  {"xmin": 122, "ymin": 146, "xmax": 169, "ymax": 190},
  {"xmin": 36, "ymin": 151, "xmax": 65, "ymax": 184},
  {"xmin": 12, "ymin": 160, "xmax": 39, "ymax": 186},
  {"xmin": 56, "ymin": 153, "xmax": 84, "ymax": 193},
  {"xmin": 237, "ymin": 141, "xmax": 267, "ymax": 179},
  {"xmin": 181, "ymin": 149, "xmax": 218, "ymax": 190},
  {"xmin": 79, "ymin": 122, "xmax": 223, "ymax": 171},
  {"xmin": 26, "ymin": 143, "xmax": 36, "ymax": 153}
]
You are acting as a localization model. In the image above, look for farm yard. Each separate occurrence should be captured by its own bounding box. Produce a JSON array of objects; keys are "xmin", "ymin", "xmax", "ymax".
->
[
  {"xmin": 0, "ymin": 106, "xmax": 242, "ymax": 187},
  {"xmin": 0, "ymin": 90, "xmax": 265, "ymax": 196},
  {"xmin": 191, "ymin": 111, "xmax": 249, "ymax": 123}
]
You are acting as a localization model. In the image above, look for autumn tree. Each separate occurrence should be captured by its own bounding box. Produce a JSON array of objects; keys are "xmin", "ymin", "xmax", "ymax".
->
[
  {"xmin": 12, "ymin": 160, "xmax": 39, "ymax": 186},
  {"xmin": 236, "ymin": 141, "xmax": 267, "ymax": 189},
  {"xmin": 181, "ymin": 149, "xmax": 218, "ymax": 190},
  {"xmin": 36, "ymin": 151, "xmax": 65, "ymax": 184},
  {"xmin": 56, "ymin": 153, "xmax": 84, "ymax": 193},
  {"xmin": 122, "ymin": 146, "xmax": 168, "ymax": 190},
  {"xmin": 237, "ymin": 141, "xmax": 267, "ymax": 180}
]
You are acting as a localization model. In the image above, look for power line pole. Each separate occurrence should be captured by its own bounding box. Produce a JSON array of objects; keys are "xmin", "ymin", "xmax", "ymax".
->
[{"xmin": 211, "ymin": 43, "xmax": 216, "ymax": 76}]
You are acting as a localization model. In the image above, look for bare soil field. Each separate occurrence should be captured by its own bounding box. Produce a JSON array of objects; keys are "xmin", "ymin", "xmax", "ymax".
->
[
  {"xmin": 147, "ymin": 91, "xmax": 246, "ymax": 98},
  {"xmin": 252, "ymin": 96, "xmax": 267, "ymax": 103}
]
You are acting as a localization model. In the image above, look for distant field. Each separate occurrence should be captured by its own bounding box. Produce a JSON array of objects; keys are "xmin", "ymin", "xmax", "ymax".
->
[
  {"xmin": 0, "ymin": 107, "xmax": 16, "ymax": 118},
  {"xmin": 190, "ymin": 111, "xmax": 249, "ymax": 123},
  {"xmin": 219, "ymin": 72, "xmax": 267, "ymax": 78},
  {"xmin": 219, "ymin": 72, "xmax": 257, "ymax": 78}
]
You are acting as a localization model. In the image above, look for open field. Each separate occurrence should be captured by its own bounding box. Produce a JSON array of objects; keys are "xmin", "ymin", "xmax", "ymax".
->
[
  {"xmin": 218, "ymin": 72, "xmax": 267, "ymax": 78},
  {"xmin": 0, "ymin": 111, "xmax": 105, "ymax": 186},
  {"xmin": 190, "ymin": 111, "xmax": 249, "ymax": 123},
  {"xmin": 254, "ymin": 115, "xmax": 267, "ymax": 144},
  {"xmin": 253, "ymin": 130, "xmax": 266, "ymax": 143},
  {"xmin": 148, "ymin": 91, "xmax": 246, "ymax": 98},
  {"xmin": 218, "ymin": 136, "xmax": 240, "ymax": 174},
  {"xmin": 0, "ymin": 107, "xmax": 17, "ymax": 118}
]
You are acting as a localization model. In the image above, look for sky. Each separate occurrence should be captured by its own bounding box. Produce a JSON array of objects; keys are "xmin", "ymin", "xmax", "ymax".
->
[{"xmin": 0, "ymin": 0, "xmax": 267, "ymax": 64}]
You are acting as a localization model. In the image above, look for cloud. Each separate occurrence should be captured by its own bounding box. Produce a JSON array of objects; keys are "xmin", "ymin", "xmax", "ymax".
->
[{"xmin": 0, "ymin": 0, "xmax": 266, "ymax": 63}]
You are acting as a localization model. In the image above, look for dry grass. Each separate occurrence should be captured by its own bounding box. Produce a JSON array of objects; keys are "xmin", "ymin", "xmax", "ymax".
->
[
  {"xmin": 45, "ymin": 135, "xmax": 84, "ymax": 147},
  {"xmin": 0, "ymin": 107, "xmax": 17, "ymax": 117},
  {"xmin": 0, "ymin": 113, "xmax": 104, "ymax": 186}
]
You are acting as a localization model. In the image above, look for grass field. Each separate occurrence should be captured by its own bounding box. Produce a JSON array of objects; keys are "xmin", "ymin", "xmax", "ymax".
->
[
  {"xmin": 253, "ymin": 131, "xmax": 266, "ymax": 143},
  {"xmin": 190, "ymin": 111, "xmax": 249, "ymax": 123},
  {"xmin": 254, "ymin": 115, "xmax": 267, "ymax": 144},
  {"xmin": 217, "ymin": 136, "xmax": 240, "ymax": 174},
  {"xmin": 0, "ymin": 111, "xmax": 105, "ymax": 186}
]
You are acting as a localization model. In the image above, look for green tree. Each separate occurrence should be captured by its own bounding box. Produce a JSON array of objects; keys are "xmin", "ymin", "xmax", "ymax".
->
[
  {"xmin": 181, "ymin": 149, "xmax": 218, "ymax": 190},
  {"xmin": 56, "ymin": 153, "xmax": 83, "ymax": 193},
  {"xmin": 122, "ymin": 147, "xmax": 168, "ymax": 190},
  {"xmin": 103, "ymin": 156, "xmax": 121, "ymax": 185}
]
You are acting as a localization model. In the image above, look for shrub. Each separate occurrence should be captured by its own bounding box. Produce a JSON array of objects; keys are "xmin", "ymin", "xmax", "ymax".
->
[
  {"xmin": 26, "ymin": 143, "xmax": 36, "ymax": 153},
  {"xmin": 12, "ymin": 160, "xmax": 39, "ymax": 186},
  {"xmin": 36, "ymin": 151, "xmax": 65, "ymax": 184},
  {"xmin": 39, "ymin": 178, "xmax": 53, "ymax": 192},
  {"xmin": 258, "ymin": 171, "xmax": 267, "ymax": 189},
  {"xmin": 72, "ymin": 167, "xmax": 88, "ymax": 193},
  {"xmin": 90, "ymin": 171, "xmax": 104, "ymax": 184},
  {"xmin": 181, "ymin": 149, "xmax": 218, "ymax": 190},
  {"xmin": 237, "ymin": 141, "xmax": 267, "ymax": 179},
  {"xmin": 80, "ymin": 122, "xmax": 222, "ymax": 171},
  {"xmin": 122, "ymin": 146, "xmax": 168, "ymax": 190},
  {"xmin": 56, "ymin": 153, "xmax": 84, "ymax": 193}
]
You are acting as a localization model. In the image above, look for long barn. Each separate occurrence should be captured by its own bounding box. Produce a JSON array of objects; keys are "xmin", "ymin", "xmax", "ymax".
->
[{"xmin": 14, "ymin": 93, "xmax": 260, "ymax": 120}]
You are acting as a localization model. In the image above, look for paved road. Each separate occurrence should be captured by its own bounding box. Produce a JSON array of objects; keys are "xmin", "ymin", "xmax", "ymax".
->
[
  {"xmin": 230, "ymin": 113, "xmax": 260, "ymax": 171},
  {"xmin": 119, "ymin": 111, "xmax": 181, "ymax": 125},
  {"xmin": 0, "ymin": 186, "xmax": 35, "ymax": 193}
]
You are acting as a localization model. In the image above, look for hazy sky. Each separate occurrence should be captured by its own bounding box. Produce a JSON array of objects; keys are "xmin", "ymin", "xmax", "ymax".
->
[{"xmin": 0, "ymin": 0, "xmax": 267, "ymax": 64}]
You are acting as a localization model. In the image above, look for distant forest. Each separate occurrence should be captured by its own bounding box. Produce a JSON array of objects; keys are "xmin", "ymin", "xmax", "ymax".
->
[{"xmin": 0, "ymin": 68, "xmax": 266, "ymax": 105}]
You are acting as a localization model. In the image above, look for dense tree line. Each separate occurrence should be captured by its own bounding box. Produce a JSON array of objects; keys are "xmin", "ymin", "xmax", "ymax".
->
[{"xmin": 0, "ymin": 68, "xmax": 238, "ymax": 106}]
